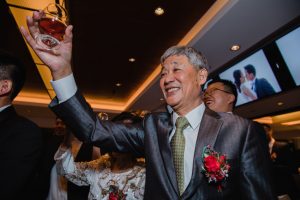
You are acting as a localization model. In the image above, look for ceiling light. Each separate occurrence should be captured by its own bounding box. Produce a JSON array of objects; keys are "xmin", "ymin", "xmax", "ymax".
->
[
  {"xmin": 128, "ymin": 58, "xmax": 135, "ymax": 62},
  {"xmin": 160, "ymin": 98, "xmax": 164, "ymax": 101},
  {"xmin": 277, "ymin": 102, "xmax": 284, "ymax": 106},
  {"xmin": 115, "ymin": 83, "xmax": 122, "ymax": 87},
  {"xmin": 230, "ymin": 44, "xmax": 240, "ymax": 51},
  {"xmin": 281, "ymin": 120, "xmax": 300, "ymax": 126},
  {"xmin": 154, "ymin": 7, "xmax": 164, "ymax": 16}
]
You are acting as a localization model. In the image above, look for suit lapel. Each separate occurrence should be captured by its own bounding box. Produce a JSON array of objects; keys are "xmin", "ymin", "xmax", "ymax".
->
[
  {"xmin": 182, "ymin": 109, "xmax": 223, "ymax": 199},
  {"xmin": 156, "ymin": 114, "xmax": 179, "ymax": 195}
]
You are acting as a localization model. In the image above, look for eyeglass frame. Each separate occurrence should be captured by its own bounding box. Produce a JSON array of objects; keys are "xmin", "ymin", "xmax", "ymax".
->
[{"xmin": 203, "ymin": 87, "xmax": 233, "ymax": 96}]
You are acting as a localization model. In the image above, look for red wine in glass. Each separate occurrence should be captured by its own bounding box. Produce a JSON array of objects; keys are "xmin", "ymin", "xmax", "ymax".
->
[
  {"xmin": 35, "ymin": 3, "xmax": 68, "ymax": 50},
  {"xmin": 38, "ymin": 18, "xmax": 67, "ymax": 48}
]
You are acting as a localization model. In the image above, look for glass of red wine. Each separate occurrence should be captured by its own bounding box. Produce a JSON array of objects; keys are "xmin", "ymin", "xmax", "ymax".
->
[{"xmin": 35, "ymin": 3, "xmax": 68, "ymax": 50}]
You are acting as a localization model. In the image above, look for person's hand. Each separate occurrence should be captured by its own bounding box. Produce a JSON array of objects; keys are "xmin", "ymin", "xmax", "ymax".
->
[{"xmin": 20, "ymin": 10, "xmax": 73, "ymax": 80}]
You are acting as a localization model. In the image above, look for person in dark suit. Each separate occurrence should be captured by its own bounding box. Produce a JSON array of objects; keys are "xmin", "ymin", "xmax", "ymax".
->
[
  {"xmin": 244, "ymin": 64, "xmax": 275, "ymax": 99},
  {"xmin": 22, "ymin": 13, "xmax": 276, "ymax": 199},
  {"xmin": 0, "ymin": 50, "xmax": 43, "ymax": 199},
  {"xmin": 262, "ymin": 123, "xmax": 300, "ymax": 200}
]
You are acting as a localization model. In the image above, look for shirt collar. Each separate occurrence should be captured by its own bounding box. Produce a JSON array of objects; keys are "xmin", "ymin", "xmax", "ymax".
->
[
  {"xmin": 0, "ymin": 104, "xmax": 11, "ymax": 112},
  {"xmin": 166, "ymin": 104, "xmax": 173, "ymax": 114},
  {"xmin": 172, "ymin": 103, "xmax": 206, "ymax": 130}
]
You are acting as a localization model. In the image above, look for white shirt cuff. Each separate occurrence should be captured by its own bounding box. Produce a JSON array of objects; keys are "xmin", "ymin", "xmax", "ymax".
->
[{"xmin": 51, "ymin": 74, "xmax": 77, "ymax": 103}]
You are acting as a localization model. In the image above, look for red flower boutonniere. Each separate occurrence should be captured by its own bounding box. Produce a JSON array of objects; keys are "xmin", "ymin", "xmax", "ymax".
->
[
  {"xmin": 202, "ymin": 145, "xmax": 230, "ymax": 192},
  {"xmin": 108, "ymin": 185, "xmax": 126, "ymax": 200}
]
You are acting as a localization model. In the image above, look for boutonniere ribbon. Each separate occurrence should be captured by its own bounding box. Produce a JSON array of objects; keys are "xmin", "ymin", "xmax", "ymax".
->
[{"xmin": 202, "ymin": 145, "xmax": 230, "ymax": 192}]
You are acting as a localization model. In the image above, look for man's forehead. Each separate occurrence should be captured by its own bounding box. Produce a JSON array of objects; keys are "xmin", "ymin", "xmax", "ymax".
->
[
  {"xmin": 162, "ymin": 60, "xmax": 180, "ymax": 67},
  {"xmin": 162, "ymin": 55, "xmax": 187, "ymax": 67},
  {"xmin": 208, "ymin": 82, "xmax": 224, "ymax": 88}
]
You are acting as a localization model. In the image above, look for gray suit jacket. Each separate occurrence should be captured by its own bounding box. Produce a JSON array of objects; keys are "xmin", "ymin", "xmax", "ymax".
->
[{"xmin": 50, "ymin": 91, "xmax": 276, "ymax": 200}]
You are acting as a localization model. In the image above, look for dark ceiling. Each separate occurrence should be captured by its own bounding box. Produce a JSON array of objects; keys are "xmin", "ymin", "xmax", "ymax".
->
[
  {"xmin": 68, "ymin": 0, "xmax": 216, "ymax": 100},
  {"xmin": 2, "ymin": 0, "xmax": 215, "ymax": 101},
  {"xmin": 2, "ymin": 0, "xmax": 300, "ymax": 129}
]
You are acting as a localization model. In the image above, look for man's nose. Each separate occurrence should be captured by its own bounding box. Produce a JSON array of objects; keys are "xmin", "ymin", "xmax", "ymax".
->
[
  {"xmin": 164, "ymin": 72, "xmax": 175, "ymax": 83},
  {"xmin": 203, "ymin": 90, "xmax": 211, "ymax": 97}
]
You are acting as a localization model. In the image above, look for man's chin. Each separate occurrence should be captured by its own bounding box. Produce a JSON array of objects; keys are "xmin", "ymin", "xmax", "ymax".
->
[
  {"xmin": 165, "ymin": 94, "xmax": 181, "ymax": 104},
  {"xmin": 165, "ymin": 98, "xmax": 180, "ymax": 108}
]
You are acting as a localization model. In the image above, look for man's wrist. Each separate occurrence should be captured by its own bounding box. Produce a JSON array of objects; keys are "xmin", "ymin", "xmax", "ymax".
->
[{"xmin": 52, "ymin": 66, "xmax": 72, "ymax": 81}]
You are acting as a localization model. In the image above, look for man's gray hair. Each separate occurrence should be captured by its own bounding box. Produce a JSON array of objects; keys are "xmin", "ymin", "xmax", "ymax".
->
[{"xmin": 160, "ymin": 46, "xmax": 210, "ymax": 71}]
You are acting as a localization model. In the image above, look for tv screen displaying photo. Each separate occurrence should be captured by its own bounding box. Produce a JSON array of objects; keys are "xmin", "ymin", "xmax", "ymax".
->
[
  {"xmin": 276, "ymin": 26, "xmax": 300, "ymax": 86},
  {"xmin": 219, "ymin": 50, "xmax": 281, "ymax": 106}
]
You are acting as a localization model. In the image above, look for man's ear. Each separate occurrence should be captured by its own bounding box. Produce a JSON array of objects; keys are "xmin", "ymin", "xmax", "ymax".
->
[
  {"xmin": 197, "ymin": 68, "xmax": 208, "ymax": 85},
  {"xmin": 0, "ymin": 80, "xmax": 12, "ymax": 96},
  {"xmin": 228, "ymin": 94, "xmax": 235, "ymax": 104}
]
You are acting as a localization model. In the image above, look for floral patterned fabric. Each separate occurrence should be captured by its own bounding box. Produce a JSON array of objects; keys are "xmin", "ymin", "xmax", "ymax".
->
[{"xmin": 55, "ymin": 147, "xmax": 146, "ymax": 200}]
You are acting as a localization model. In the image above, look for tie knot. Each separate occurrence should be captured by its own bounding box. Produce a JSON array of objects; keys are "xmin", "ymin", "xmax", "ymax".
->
[{"xmin": 175, "ymin": 117, "xmax": 189, "ymax": 130}]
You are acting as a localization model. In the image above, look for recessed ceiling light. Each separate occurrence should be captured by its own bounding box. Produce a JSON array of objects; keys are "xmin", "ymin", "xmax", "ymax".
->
[
  {"xmin": 277, "ymin": 102, "xmax": 284, "ymax": 106},
  {"xmin": 115, "ymin": 83, "xmax": 122, "ymax": 87},
  {"xmin": 230, "ymin": 44, "xmax": 240, "ymax": 51},
  {"xmin": 129, "ymin": 58, "xmax": 135, "ymax": 62},
  {"xmin": 154, "ymin": 7, "xmax": 164, "ymax": 16}
]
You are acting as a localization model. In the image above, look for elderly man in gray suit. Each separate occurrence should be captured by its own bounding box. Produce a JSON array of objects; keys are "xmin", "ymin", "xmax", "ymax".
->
[{"xmin": 21, "ymin": 10, "xmax": 276, "ymax": 200}]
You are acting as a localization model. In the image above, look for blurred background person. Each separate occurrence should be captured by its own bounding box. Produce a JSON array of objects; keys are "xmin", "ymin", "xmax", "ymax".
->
[
  {"xmin": 0, "ymin": 50, "xmax": 43, "ymax": 199},
  {"xmin": 233, "ymin": 69, "xmax": 257, "ymax": 105},
  {"xmin": 37, "ymin": 118, "xmax": 68, "ymax": 199},
  {"xmin": 262, "ymin": 123, "xmax": 299, "ymax": 200},
  {"xmin": 38, "ymin": 117, "xmax": 100, "ymax": 200},
  {"xmin": 54, "ymin": 111, "xmax": 146, "ymax": 200},
  {"xmin": 46, "ymin": 118, "xmax": 83, "ymax": 200},
  {"xmin": 203, "ymin": 79, "xmax": 237, "ymax": 113},
  {"xmin": 262, "ymin": 123, "xmax": 297, "ymax": 170}
]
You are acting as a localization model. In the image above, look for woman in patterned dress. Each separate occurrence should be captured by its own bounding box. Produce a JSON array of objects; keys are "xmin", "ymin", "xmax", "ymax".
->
[{"xmin": 55, "ymin": 112, "xmax": 146, "ymax": 200}]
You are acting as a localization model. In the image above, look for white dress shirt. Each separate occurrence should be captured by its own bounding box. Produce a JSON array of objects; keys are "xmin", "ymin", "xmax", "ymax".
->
[
  {"xmin": 169, "ymin": 104, "xmax": 205, "ymax": 190},
  {"xmin": 0, "ymin": 104, "xmax": 11, "ymax": 112},
  {"xmin": 51, "ymin": 74, "xmax": 205, "ymax": 190}
]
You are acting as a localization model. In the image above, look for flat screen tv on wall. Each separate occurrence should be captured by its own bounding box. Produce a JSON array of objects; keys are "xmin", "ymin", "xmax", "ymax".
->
[
  {"xmin": 219, "ymin": 49, "xmax": 282, "ymax": 107},
  {"xmin": 275, "ymin": 26, "xmax": 300, "ymax": 86}
]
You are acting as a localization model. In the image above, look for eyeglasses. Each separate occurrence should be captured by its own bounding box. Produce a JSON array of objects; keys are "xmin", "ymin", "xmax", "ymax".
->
[{"xmin": 204, "ymin": 88, "xmax": 232, "ymax": 96}]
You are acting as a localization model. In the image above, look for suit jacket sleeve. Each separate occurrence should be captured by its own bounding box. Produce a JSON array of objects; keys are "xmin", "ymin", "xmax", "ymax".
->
[
  {"xmin": 49, "ymin": 91, "xmax": 145, "ymax": 157},
  {"xmin": 239, "ymin": 121, "xmax": 276, "ymax": 199}
]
